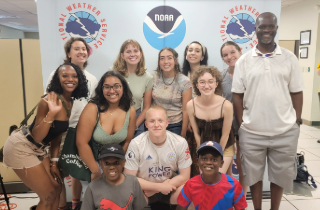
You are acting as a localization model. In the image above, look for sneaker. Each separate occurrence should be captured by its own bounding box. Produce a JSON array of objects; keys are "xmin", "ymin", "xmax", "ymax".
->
[{"xmin": 74, "ymin": 203, "xmax": 82, "ymax": 210}]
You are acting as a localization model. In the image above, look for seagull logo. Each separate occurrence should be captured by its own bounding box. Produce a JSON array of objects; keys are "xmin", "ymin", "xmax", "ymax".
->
[
  {"xmin": 143, "ymin": 6, "xmax": 186, "ymax": 50},
  {"xmin": 144, "ymin": 15, "xmax": 184, "ymax": 39}
]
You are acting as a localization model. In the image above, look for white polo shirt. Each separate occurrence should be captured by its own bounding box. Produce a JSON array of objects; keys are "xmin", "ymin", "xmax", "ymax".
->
[
  {"xmin": 231, "ymin": 45, "xmax": 304, "ymax": 136},
  {"xmin": 125, "ymin": 131, "xmax": 192, "ymax": 183}
]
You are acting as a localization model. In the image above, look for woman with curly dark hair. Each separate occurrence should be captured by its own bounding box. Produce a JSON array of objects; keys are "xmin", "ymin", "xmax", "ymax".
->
[
  {"xmin": 3, "ymin": 63, "xmax": 88, "ymax": 210},
  {"xmin": 45, "ymin": 37, "xmax": 98, "ymax": 210},
  {"xmin": 76, "ymin": 70, "xmax": 136, "ymax": 181},
  {"xmin": 186, "ymin": 66, "xmax": 234, "ymax": 176},
  {"xmin": 151, "ymin": 47, "xmax": 192, "ymax": 137},
  {"xmin": 181, "ymin": 41, "xmax": 208, "ymax": 177}
]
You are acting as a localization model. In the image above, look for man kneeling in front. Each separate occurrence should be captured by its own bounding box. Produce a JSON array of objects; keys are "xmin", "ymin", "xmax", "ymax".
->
[{"xmin": 124, "ymin": 105, "xmax": 192, "ymax": 209}]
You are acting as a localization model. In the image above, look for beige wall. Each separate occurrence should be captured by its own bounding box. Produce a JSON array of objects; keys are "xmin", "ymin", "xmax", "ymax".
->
[
  {"xmin": 0, "ymin": 39, "xmax": 25, "ymax": 182},
  {"xmin": 280, "ymin": 0, "xmax": 320, "ymax": 122},
  {"xmin": 22, "ymin": 39, "xmax": 44, "ymax": 124},
  {"xmin": 278, "ymin": 40, "xmax": 295, "ymax": 54},
  {"xmin": 0, "ymin": 39, "xmax": 43, "ymax": 182}
]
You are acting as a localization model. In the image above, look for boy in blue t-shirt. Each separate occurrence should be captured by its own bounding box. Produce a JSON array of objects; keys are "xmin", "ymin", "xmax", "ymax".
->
[{"xmin": 177, "ymin": 141, "xmax": 247, "ymax": 210}]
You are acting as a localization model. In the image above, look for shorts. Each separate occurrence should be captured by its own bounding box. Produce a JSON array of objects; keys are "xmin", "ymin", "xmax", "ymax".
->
[
  {"xmin": 238, "ymin": 123, "xmax": 299, "ymax": 190},
  {"xmin": 148, "ymin": 192, "xmax": 171, "ymax": 204},
  {"xmin": 223, "ymin": 144, "xmax": 235, "ymax": 157},
  {"xmin": 147, "ymin": 171, "xmax": 178, "ymax": 204},
  {"xmin": 3, "ymin": 129, "xmax": 49, "ymax": 169}
]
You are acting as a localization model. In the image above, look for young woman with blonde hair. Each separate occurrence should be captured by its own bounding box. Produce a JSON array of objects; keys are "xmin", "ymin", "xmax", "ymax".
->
[{"xmin": 111, "ymin": 39, "xmax": 153, "ymax": 138}]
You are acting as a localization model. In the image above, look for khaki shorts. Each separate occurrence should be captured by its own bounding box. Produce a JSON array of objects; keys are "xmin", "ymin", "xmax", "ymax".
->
[
  {"xmin": 3, "ymin": 130, "xmax": 49, "ymax": 169},
  {"xmin": 238, "ymin": 123, "xmax": 299, "ymax": 190},
  {"xmin": 223, "ymin": 144, "xmax": 235, "ymax": 157}
]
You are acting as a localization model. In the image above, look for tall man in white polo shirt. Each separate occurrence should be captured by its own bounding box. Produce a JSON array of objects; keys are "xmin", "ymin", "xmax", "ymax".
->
[
  {"xmin": 124, "ymin": 105, "xmax": 191, "ymax": 209},
  {"xmin": 232, "ymin": 12, "xmax": 304, "ymax": 210}
]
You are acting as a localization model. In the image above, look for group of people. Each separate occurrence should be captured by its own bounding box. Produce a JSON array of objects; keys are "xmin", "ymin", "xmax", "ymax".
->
[{"xmin": 2, "ymin": 12, "xmax": 303, "ymax": 210}]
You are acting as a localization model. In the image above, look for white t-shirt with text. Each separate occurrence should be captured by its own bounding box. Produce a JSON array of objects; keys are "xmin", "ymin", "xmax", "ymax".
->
[{"xmin": 125, "ymin": 131, "xmax": 192, "ymax": 183}]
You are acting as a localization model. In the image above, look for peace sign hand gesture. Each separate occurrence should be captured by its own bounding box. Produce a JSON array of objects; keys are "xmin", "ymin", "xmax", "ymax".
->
[{"xmin": 43, "ymin": 92, "xmax": 63, "ymax": 117}]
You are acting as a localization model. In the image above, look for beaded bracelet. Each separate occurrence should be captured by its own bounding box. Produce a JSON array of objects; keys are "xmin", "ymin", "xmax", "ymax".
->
[{"xmin": 43, "ymin": 115, "xmax": 53, "ymax": 124}]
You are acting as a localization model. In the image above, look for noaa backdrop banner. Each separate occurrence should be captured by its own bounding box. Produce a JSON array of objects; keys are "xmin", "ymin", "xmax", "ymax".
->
[{"xmin": 37, "ymin": 0, "xmax": 281, "ymax": 87}]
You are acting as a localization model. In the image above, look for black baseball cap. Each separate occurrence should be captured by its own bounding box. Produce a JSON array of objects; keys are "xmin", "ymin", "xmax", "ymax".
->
[
  {"xmin": 98, "ymin": 144, "xmax": 125, "ymax": 160},
  {"xmin": 196, "ymin": 141, "xmax": 223, "ymax": 159}
]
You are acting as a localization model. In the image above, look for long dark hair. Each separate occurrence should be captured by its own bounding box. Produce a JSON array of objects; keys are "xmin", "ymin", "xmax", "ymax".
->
[
  {"xmin": 90, "ymin": 70, "xmax": 133, "ymax": 112},
  {"xmin": 182, "ymin": 41, "xmax": 208, "ymax": 76},
  {"xmin": 156, "ymin": 47, "xmax": 181, "ymax": 77},
  {"xmin": 46, "ymin": 63, "xmax": 88, "ymax": 99}
]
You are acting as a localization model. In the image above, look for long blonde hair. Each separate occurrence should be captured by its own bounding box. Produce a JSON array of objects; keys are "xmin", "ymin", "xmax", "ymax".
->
[{"xmin": 113, "ymin": 39, "xmax": 147, "ymax": 77}]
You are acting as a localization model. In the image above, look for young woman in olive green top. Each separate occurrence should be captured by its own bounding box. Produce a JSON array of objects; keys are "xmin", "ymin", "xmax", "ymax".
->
[
  {"xmin": 76, "ymin": 71, "xmax": 136, "ymax": 181},
  {"xmin": 112, "ymin": 39, "xmax": 153, "ymax": 138}
]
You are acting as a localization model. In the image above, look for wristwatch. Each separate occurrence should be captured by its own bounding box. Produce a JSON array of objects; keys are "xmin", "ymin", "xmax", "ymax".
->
[{"xmin": 296, "ymin": 119, "xmax": 303, "ymax": 125}]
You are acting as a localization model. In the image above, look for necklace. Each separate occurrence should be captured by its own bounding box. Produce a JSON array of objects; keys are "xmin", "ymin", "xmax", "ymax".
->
[
  {"xmin": 108, "ymin": 108, "xmax": 119, "ymax": 116},
  {"xmin": 162, "ymin": 73, "xmax": 176, "ymax": 90}
]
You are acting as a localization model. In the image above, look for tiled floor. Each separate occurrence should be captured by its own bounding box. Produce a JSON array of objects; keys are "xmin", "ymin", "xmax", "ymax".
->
[{"xmin": 4, "ymin": 125, "xmax": 320, "ymax": 210}]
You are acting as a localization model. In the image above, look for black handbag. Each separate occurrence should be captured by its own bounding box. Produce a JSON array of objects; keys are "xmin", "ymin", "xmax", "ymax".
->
[
  {"xmin": 294, "ymin": 165, "xmax": 317, "ymax": 188},
  {"xmin": 294, "ymin": 152, "xmax": 317, "ymax": 188}
]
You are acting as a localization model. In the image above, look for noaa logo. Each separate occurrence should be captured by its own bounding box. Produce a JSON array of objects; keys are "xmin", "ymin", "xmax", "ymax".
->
[
  {"xmin": 226, "ymin": 13, "xmax": 255, "ymax": 44},
  {"xmin": 143, "ymin": 6, "xmax": 186, "ymax": 50},
  {"xmin": 58, "ymin": 3, "xmax": 107, "ymax": 49},
  {"xmin": 167, "ymin": 152, "xmax": 176, "ymax": 161},
  {"xmin": 220, "ymin": 5, "xmax": 260, "ymax": 50}
]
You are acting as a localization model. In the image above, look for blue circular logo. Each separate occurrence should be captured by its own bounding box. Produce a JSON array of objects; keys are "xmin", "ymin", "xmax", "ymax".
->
[
  {"xmin": 66, "ymin": 11, "xmax": 101, "ymax": 43},
  {"xmin": 143, "ymin": 6, "xmax": 186, "ymax": 50},
  {"xmin": 226, "ymin": 13, "xmax": 255, "ymax": 44}
]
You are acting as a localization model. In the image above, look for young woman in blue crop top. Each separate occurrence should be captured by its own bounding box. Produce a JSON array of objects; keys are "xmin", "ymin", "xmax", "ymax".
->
[
  {"xmin": 3, "ymin": 63, "xmax": 88, "ymax": 210},
  {"xmin": 76, "ymin": 70, "xmax": 136, "ymax": 181}
]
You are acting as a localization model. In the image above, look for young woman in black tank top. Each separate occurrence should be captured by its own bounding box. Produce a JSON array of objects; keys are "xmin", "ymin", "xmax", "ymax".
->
[
  {"xmin": 3, "ymin": 63, "xmax": 88, "ymax": 210},
  {"xmin": 186, "ymin": 66, "xmax": 235, "ymax": 176}
]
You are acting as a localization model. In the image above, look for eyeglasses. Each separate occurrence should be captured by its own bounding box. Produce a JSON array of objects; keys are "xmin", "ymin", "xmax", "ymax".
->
[
  {"xmin": 198, "ymin": 80, "xmax": 216, "ymax": 87},
  {"xmin": 102, "ymin": 84, "xmax": 122, "ymax": 91},
  {"xmin": 257, "ymin": 25, "xmax": 276, "ymax": 31}
]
